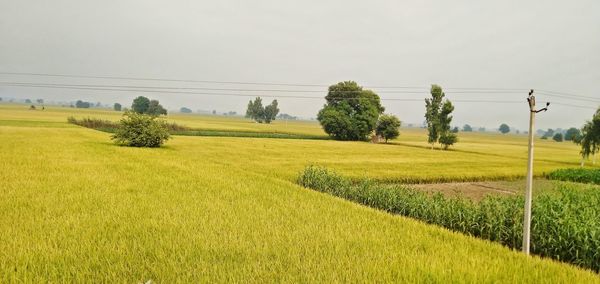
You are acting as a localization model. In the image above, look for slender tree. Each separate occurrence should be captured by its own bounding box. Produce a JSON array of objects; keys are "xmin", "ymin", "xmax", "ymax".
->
[{"xmin": 424, "ymin": 85, "xmax": 456, "ymax": 149}]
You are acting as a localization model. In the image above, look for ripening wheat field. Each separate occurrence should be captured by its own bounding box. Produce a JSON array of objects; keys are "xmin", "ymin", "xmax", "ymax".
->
[{"xmin": 0, "ymin": 104, "xmax": 599, "ymax": 282}]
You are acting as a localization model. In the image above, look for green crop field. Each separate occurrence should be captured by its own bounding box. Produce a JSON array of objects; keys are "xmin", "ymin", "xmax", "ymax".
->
[{"xmin": 1, "ymin": 104, "xmax": 599, "ymax": 282}]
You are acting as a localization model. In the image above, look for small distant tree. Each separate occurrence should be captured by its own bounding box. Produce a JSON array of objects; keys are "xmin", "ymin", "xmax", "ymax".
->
[
  {"xmin": 36, "ymin": 99, "xmax": 44, "ymax": 104},
  {"xmin": 180, "ymin": 107, "xmax": 192, "ymax": 113},
  {"xmin": 212, "ymin": 110, "xmax": 216, "ymax": 115},
  {"xmin": 114, "ymin": 103, "xmax": 122, "ymax": 111},
  {"xmin": 95, "ymin": 102, "xmax": 102, "ymax": 107},
  {"xmin": 25, "ymin": 99, "xmax": 32, "ymax": 104},
  {"xmin": 451, "ymin": 126, "xmax": 459, "ymax": 133},
  {"xmin": 132, "ymin": 96, "xmax": 150, "ymax": 113},
  {"xmin": 463, "ymin": 124, "xmax": 472, "ymax": 132},
  {"xmin": 564, "ymin": 127, "xmax": 581, "ymax": 141},
  {"xmin": 542, "ymin": 128, "xmax": 555, "ymax": 139},
  {"xmin": 263, "ymin": 100, "xmax": 279, "ymax": 123},
  {"xmin": 111, "ymin": 111, "xmax": 170, "ymax": 147},
  {"xmin": 553, "ymin": 133, "xmax": 563, "ymax": 142},
  {"xmin": 499, "ymin": 124, "xmax": 510, "ymax": 134},
  {"xmin": 375, "ymin": 114, "xmax": 401, "ymax": 143},
  {"xmin": 146, "ymin": 100, "xmax": 167, "ymax": 116},
  {"xmin": 75, "ymin": 100, "xmax": 91, "ymax": 108},
  {"xmin": 478, "ymin": 127, "xmax": 486, "ymax": 132}
]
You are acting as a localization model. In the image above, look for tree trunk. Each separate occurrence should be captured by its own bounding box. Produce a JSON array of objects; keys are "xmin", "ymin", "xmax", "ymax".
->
[{"xmin": 581, "ymin": 158, "xmax": 585, "ymax": 167}]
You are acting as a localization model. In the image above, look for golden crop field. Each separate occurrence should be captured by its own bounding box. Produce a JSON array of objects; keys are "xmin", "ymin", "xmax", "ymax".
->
[{"xmin": 1, "ymin": 104, "xmax": 599, "ymax": 282}]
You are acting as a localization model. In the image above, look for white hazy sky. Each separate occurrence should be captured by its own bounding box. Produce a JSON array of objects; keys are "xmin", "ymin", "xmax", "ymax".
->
[{"xmin": 1, "ymin": 0, "xmax": 599, "ymax": 130}]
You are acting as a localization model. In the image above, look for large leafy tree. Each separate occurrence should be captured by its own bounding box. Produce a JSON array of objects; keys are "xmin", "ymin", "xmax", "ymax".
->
[
  {"xmin": 424, "ymin": 85, "xmax": 456, "ymax": 149},
  {"xmin": 375, "ymin": 114, "xmax": 401, "ymax": 143},
  {"xmin": 317, "ymin": 81, "xmax": 384, "ymax": 141}
]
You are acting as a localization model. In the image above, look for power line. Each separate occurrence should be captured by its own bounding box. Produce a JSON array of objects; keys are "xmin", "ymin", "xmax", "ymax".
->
[
  {"xmin": 3, "ymin": 81, "xmax": 599, "ymax": 106},
  {"xmin": 0, "ymin": 71, "xmax": 539, "ymax": 91},
  {"xmin": 1, "ymin": 71, "xmax": 597, "ymax": 107},
  {"xmin": 0, "ymin": 81, "xmax": 527, "ymax": 94},
  {"xmin": 0, "ymin": 82, "xmax": 526, "ymax": 103}
]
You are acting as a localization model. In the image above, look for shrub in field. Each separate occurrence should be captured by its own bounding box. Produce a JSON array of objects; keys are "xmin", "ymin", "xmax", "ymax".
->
[
  {"xmin": 111, "ymin": 112, "xmax": 170, "ymax": 147},
  {"xmin": 547, "ymin": 168, "xmax": 600, "ymax": 184},
  {"xmin": 298, "ymin": 166, "xmax": 600, "ymax": 272}
]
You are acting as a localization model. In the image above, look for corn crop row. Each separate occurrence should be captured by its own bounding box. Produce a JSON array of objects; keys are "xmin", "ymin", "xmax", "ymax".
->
[{"xmin": 297, "ymin": 166, "xmax": 600, "ymax": 272}]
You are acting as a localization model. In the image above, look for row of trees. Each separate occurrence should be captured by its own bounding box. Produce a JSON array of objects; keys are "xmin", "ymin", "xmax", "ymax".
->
[{"xmin": 246, "ymin": 97, "xmax": 280, "ymax": 123}]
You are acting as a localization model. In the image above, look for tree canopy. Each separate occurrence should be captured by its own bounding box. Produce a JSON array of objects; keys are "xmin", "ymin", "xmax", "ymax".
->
[
  {"xmin": 317, "ymin": 81, "xmax": 384, "ymax": 141},
  {"xmin": 113, "ymin": 103, "xmax": 122, "ymax": 111},
  {"xmin": 180, "ymin": 107, "xmax": 192, "ymax": 113},
  {"xmin": 463, "ymin": 124, "xmax": 472, "ymax": 132}
]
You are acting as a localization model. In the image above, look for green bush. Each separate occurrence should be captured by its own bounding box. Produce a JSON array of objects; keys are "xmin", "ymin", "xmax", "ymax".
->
[
  {"xmin": 547, "ymin": 168, "xmax": 600, "ymax": 184},
  {"xmin": 298, "ymin": 166, "xmax": 600, "ymax": 272},
  {"xmin": 111, "ymin": 112, "xmax": 170, "ymax": 147}
]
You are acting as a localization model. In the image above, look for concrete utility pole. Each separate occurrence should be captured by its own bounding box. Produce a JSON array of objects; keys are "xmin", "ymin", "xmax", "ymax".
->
[{"xmin": 522, "ymin": 89, "xmax": 549, "ymax": 254}]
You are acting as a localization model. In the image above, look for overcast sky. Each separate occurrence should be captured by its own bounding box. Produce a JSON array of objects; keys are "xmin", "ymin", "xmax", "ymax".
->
[{"xmin": 1, "ymin": 0, "xmax": 599, "ymax": 130}]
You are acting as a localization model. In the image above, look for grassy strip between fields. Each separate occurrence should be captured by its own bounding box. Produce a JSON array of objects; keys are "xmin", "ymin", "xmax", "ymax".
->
[
  {"xmin": 548, "ymin": 168, "xmax": 600, "ymax": 185},
  {"xmin": 297, "ymin": 165, "xmax": 600, "ymax": 273},
  {"xmin": 67, "ymin": 116, "xmax": 329, "ymax": 140}
]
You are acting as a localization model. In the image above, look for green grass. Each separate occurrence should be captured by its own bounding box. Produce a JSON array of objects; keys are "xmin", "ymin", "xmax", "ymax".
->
[
  {"xmin": 1, "ymin": 104, "xmax": 599, "ymax": 282},
  {"xmin": 548, "ymin": 168, "xmax": 600, "ymax": 184}
]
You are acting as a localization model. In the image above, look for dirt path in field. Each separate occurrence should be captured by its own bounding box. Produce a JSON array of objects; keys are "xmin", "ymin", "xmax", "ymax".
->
[{"xmin": 411, "ymin": 181, "xmax": 521, "ymax": 202}]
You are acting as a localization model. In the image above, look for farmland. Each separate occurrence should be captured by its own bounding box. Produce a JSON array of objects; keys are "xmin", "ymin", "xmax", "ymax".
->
[{"xmin": 1, "ymin": 104, "xmax": 599, "ymax": 282}]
